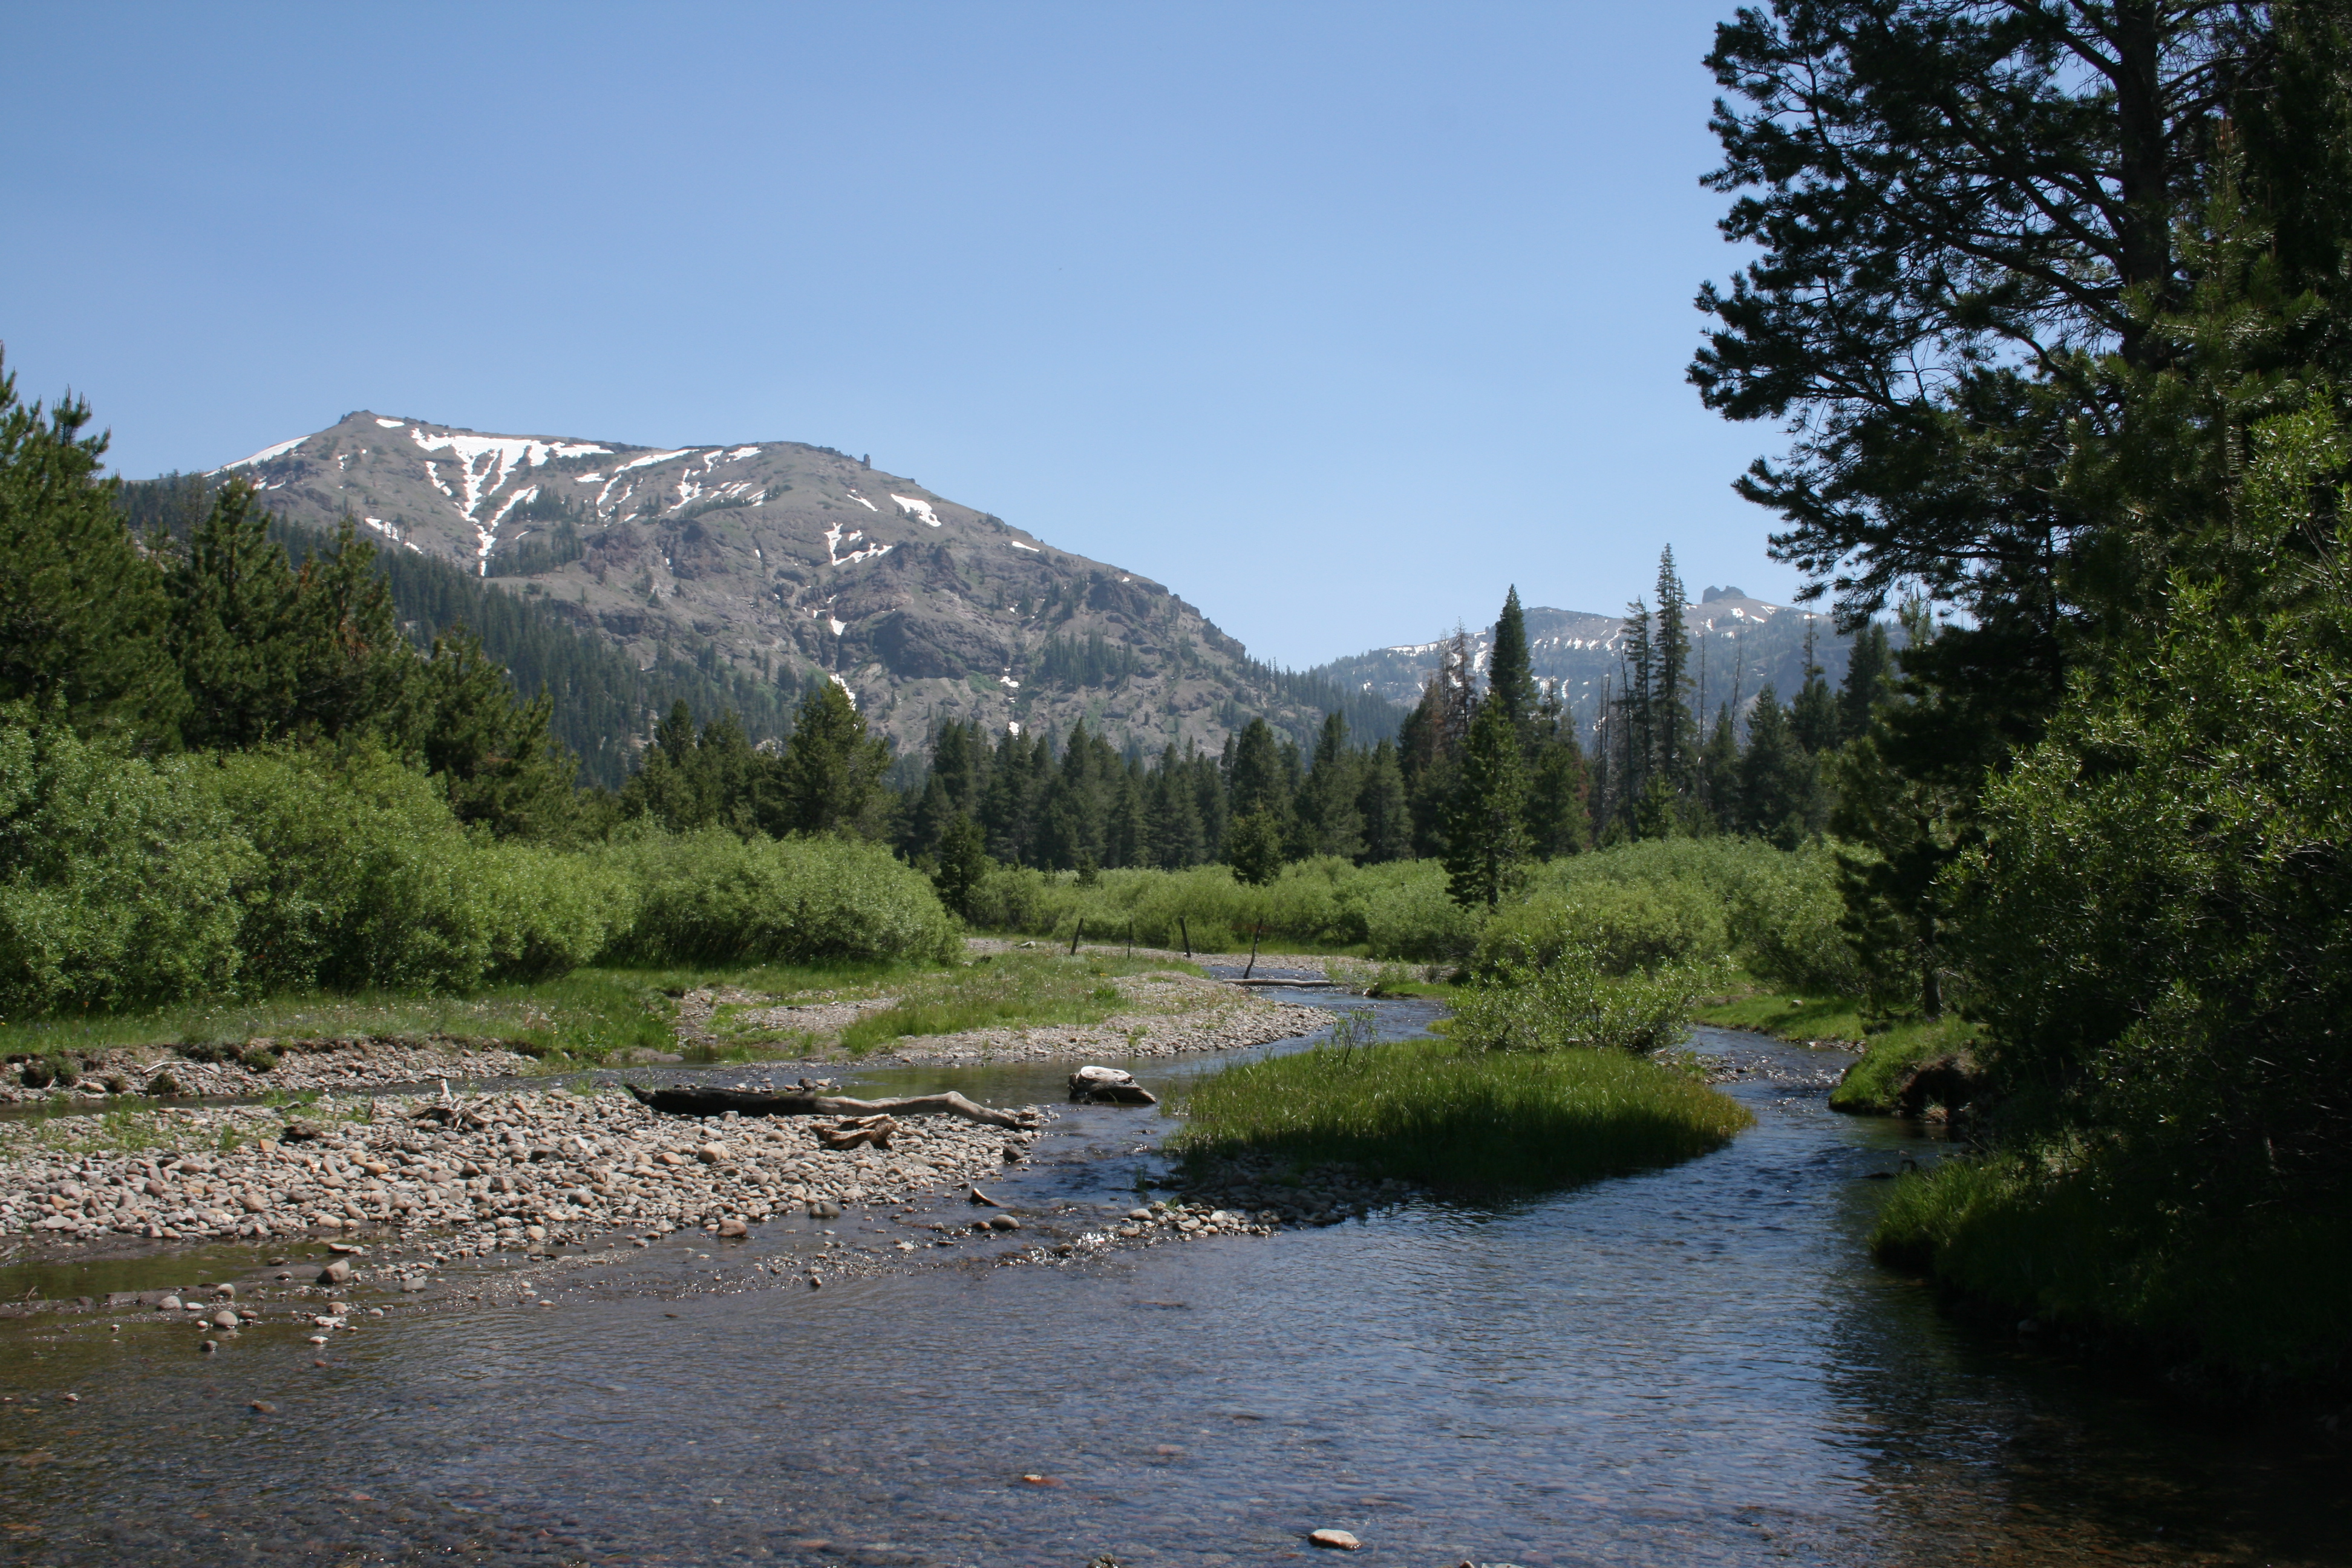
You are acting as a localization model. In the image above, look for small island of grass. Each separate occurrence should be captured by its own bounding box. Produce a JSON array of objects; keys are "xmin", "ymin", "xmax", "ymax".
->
[{"xmin": 1173, "ymin": 1035, "xmax": 1753, "ymax": 1194}]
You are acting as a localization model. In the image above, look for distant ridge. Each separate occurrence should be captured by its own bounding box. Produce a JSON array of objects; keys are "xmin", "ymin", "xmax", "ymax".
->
[{"xmin": 1307, "ymin": 590, "xmax": 1855, "ymax": 733}]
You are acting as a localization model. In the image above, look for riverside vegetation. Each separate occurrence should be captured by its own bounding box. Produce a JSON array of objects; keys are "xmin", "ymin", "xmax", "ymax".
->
[{"xmin": 18, "ymin": 0, "xmax": 2352, "ymax": 1405}]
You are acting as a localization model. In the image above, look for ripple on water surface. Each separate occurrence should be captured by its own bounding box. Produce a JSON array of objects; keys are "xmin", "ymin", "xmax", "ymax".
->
[{"xmin": 0, "ymin": 1018, "xmax": 2344, "ymax": 1567}]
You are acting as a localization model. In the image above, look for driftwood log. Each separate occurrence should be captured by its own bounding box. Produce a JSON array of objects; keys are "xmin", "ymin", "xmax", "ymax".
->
[
  {"xmin": 624, "ymin": 1082, "xmax": 1037, "ymax": 1129},
  {"xmin": 817, "ymin": 1114, "xmax": 900, "ymax": 1151}
]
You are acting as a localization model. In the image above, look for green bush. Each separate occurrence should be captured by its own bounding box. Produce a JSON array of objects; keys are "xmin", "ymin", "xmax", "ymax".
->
[
  {"xmin": 1721, "ymin": 843, "xmax": 1864, "ymax": 994},
  {"xmin": 1449, "ymin": 951, "xmax": 1699, "ymax": 1054},
  {"xmin": 609, "ymin": 827, "xmax": 958, "ymax": 965},
  {"xmin": 199, "ymin": 746, "xmax": 518, "ymax": 995},
  {"xmin": 0, "ymin": 707, "xmax": 250, "ymax": 1013},
  {"xmin": 474, "ymin": 840, "xmax": 636, "ymax": 981},
  {"xmin": 1477, "ymin": 879, "xmax": 1727, "ymax": 977},
  {"xmin": 1523, "ymin": 835, "xmax": 1858, "ymax": 991},
  {"xmin": 1874, "ymin": 1143, "xmax": 2352, "ymax": 1390},
  {"xmin": 963, "ymin": 856, "xmax": 1478, "ymax": 960}
]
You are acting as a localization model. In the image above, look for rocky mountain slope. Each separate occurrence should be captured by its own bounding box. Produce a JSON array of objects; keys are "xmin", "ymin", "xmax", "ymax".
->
[
  {"xmin": 213, "ymin": 411, "xmax": 1394, "ymax": 757},
  {"xmin": 1308, "ymin": 589, "xmax": 1863, "ymax": 732}
]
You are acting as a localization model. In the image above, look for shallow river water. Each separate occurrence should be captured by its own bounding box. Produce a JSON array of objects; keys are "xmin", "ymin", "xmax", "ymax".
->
[{"xmin": 1, "ymin": 990, "xmax": 2344, "ymax": 1567}]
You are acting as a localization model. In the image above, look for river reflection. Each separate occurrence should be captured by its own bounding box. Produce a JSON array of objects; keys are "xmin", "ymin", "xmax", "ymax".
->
[{"xmin": 0, "ymin": 1005, "xmax": 2342, "ymax": 1566}]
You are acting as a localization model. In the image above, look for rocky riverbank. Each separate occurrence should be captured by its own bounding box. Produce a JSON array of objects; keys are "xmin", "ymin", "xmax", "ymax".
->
[
  {"xmin": 679, "ymin": 967, "xmax": 1334, "ymax": 1068},
  {"xmin": 0, "ymin": 1036, "xmax": 543, "ymax": 1106},
  {"xmin": 0, "ymin": 1083, "xmax": 1040, "ymax": 1251}
]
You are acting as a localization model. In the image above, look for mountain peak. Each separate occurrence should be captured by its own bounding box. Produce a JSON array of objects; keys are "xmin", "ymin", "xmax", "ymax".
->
[{"xmin": 201, "ymin": 413, "xmax": 1396, "ymax": 756}]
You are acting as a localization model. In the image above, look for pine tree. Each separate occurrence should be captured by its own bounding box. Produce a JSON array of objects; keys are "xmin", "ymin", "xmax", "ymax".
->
[
  {"xmin": 1699, "ymin": 703, "xmax": 1741, "ymax": 832},
  {"xmin": 907, "ymin": 774, "xmax": 957, "ymax": 860},
  {"xmin": 1737, "ymin": 685, "xmax": 1811, "ymax": 847},
  {"xmin": 1354, "ymin": 737, "xmax": 1412, "ymax": 864},
  {"xmin": 1652, "ymin": 547, "xmax": 1694, "ymax": 788},
  {"xmin": 0, "ymin": 359, "xmax": 184, "ymax": 737},
  {"xmin": 774, "ymin": 679, "xmax": 890, "ymax": 837},
  {"xmin": 1226, "ymin": 718, "xmax": 1289, "ymax": 823},
  {"xmin": 930, "ymin": 719, "xmax": 984, "ymax": 814},
  {"xmin": 1611, "ymin": 598, "xmax": 1655, "ymax": 831},
  {"xmin": 165, "ymin": 481, "xmax": 304, "ymax": 751},
  {"xmin": 981, "ymin": 727, "xmax": 1040, "ymax": 864},
  {"xmin": 1789, "ymin": 615, "xmax": 1839, "ymax": 753},
  {"xmin": 1837, "ymin": 621, "xmax": 1895, "ymax": 743},
  {"xmin": 1226, "ymin": 808, "xmax": 1285, "ymax": 887},
  {"xmin": 416, "ymin": 625, "xmax": 581, "ymax": 841},
  {"xmin": 287, "ymin": 518, "xmax": 417, "ymax": 743},
  {"xmin": 1398, "ymin": 628, "xmax": 1474, "ymax": 857},
  {"xmin": 932, "ymin": 811, "xmax": 990, "ymax": 920},
  {"xmin": 1445, "ymin": 694, "xmax": 1530, "ymax": 909},
  {"xmin": 1523, "ymin": 682, "xmax": 1590, "ymax": 857},
  {"xmin": 1295, "ymin": 711, "xmax": 1364, "ymax": 860},
  {"xmin": 1488, "ymin": 586, "xmax": 1540, "ymax": 736},
  {"xmin": 1147, "ymin": 744, "xmax": 1206, "ymax": 867}
]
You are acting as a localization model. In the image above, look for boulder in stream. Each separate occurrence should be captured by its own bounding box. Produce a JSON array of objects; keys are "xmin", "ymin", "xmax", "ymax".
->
[{"xmin": 1068, "ymin": 1066, "xmax": 1156, "ymax": 1105}]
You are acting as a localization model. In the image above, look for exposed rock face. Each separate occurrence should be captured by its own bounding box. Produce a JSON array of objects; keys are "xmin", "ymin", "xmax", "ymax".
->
[{"xmin": 214, "ymin": 411, "xmax": 1373, "ymax": 754}]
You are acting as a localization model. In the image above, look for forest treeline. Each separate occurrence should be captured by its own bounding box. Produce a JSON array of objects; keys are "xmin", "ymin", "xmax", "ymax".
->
[
  {"xmin": 118, "ymin": 472, "xmax": 797, "ymax": 787},
  {"xmin": 1680, "ymin": 0, "xmax": 2352, "ymax": 1384}
]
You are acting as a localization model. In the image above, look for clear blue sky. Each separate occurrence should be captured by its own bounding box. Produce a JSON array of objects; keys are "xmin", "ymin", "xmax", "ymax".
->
[{"xmin": 2, "ymin": 2, "xmax": 1789, "ymax": 668}]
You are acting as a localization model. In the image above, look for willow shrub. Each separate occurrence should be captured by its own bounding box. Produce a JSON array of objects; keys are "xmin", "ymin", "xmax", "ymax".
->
[
  {"xmin": 962, "ymin": 856, "xmax": 1479, "ymax": 959},
  {"xmin": 1175, "ymin": 1036, "xmax": 1751, "ymax": 1192},
  {"xmin": 0, "ymin": 707, "xmax": 250, "ymax": 1013},
  {"xmin": 1449, "ymin": 952, "xmax": 1700, "ymax": 1056},
  {"xmin": 607, "ymin": 827, "xmax": 958, "ymax": 967},
  {"xmin": 1522, "ymin": 835, "xmax": 1860, "ymax": 993},
  {"xmin": 200, "ymin": 746, "xmax": 624, "ymax": 995}
]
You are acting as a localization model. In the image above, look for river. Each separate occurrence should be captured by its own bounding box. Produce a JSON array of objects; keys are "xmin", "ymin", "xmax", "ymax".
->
[{"xmin": 1, "ymin": 988, "xmax": 2344, "ymax": 1566}]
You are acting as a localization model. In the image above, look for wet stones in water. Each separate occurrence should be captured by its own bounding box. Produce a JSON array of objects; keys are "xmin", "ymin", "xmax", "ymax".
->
[
  {"xmin": 806, "ymin": 1200, "xmax": 842, "ymax": 1221},
  {"xmin": 318, "ymin": 1259, "xmax": 351, "ymax": 1286},
  {"xmin": 211, "ymin": 1309, "xmax": 240, "ymax": 1331},
  {"xmin": 1308, "ymin": 1528, "xmax": 1362, "ymax": 1550},
  {"xmin": 985, "ymin": 1215, "xmax": 1020, "ymax": 1232},
  {"xmin": 716, "ymin": 1218, "xmax": 749, "ymax": 1238}
]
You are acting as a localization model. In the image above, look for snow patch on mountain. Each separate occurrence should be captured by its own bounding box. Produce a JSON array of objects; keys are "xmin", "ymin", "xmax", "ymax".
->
[
  {"xmin": 822, "ymin": 523, "xmax": 892, "ymax": 567},
  {"xmin": 407, "ymin": 428, "xmax": 610, "ymax": 520},
  {"xmin": 219, "ymin": 436, "xmax": 306, "ymax": 471},
  {"xmin": 891, "ymin": 494, "xmax": 941, "ymax": 527}
]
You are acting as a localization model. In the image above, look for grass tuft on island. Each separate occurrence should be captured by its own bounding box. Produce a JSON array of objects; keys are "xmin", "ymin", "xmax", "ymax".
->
[{"xmin": 1172, "ymin": 1037, "xmax": 1753, "ymax": 1194}]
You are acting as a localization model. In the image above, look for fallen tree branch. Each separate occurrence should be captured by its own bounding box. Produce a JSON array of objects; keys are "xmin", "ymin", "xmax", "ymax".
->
[{"xmin": 625, "ymin": 1082, "xmax": 1038, "ymax": 1129}]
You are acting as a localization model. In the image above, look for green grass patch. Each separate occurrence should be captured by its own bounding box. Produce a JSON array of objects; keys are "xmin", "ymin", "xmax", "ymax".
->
[
  {"xmin": 0, "ymin": 959, "xmax": 940, "ymax": 1073},
  {"xmin": 1873, "ymin": 1145, "xmax": 2352, "ymax": 1395},
  {"xmin": 836, "ymin": 952, "xmax": 1198, "ymax": 1056},
  {"xmin": 1690, "ymin": 983, "xmax": 1979, "ymax": 1112},
  {"xmin": 1171, "ymin": 1037, "xmax": 1754, "ymax": 1193}
]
